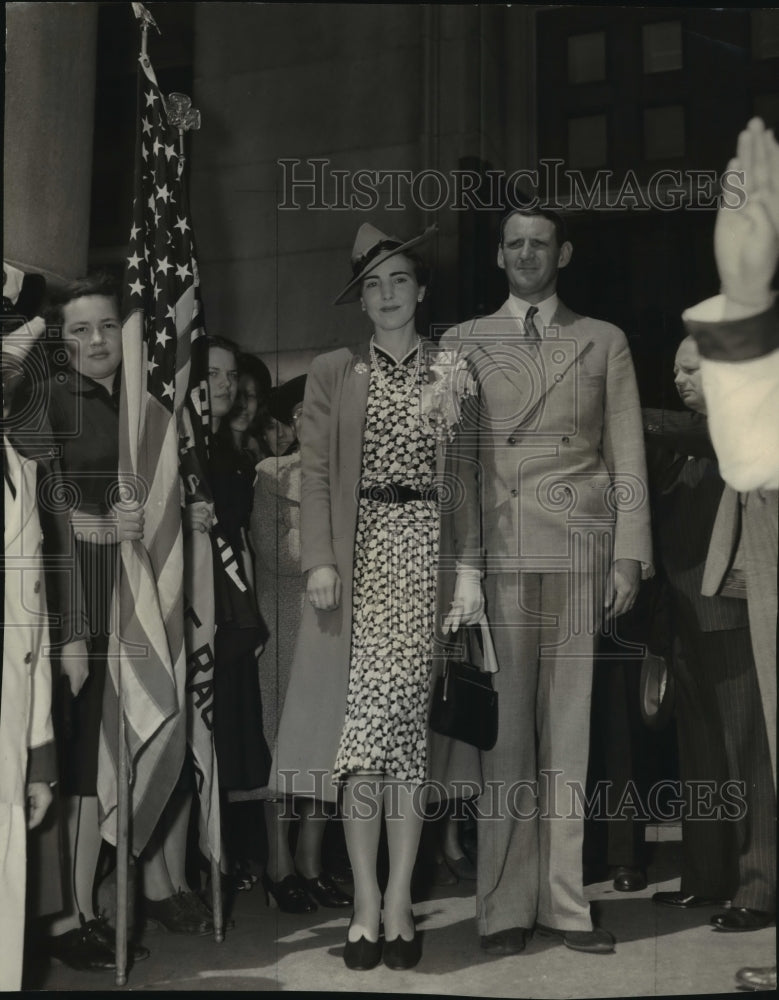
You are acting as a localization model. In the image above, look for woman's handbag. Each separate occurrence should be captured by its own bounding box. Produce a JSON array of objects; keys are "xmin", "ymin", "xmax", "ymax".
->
[{"xmin": 430, "ymin": 614, "xmax": 499, "ymax": 751}]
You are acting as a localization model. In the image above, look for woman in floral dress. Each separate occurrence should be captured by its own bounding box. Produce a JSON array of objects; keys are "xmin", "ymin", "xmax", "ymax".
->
[{"xmin": 271, "ymin": 223, "xmax": 482, "ymax": 971}]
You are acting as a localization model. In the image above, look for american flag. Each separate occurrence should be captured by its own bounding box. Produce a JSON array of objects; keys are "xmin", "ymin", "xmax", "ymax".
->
[{"xmin": 97, "ymin": 50, "xmax": 219, "ymax": 861}]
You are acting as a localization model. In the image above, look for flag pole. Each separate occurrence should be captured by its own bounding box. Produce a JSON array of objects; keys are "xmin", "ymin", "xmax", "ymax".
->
[
  {"xmin": 113, "ymin": 6, "xmax": 163, "ymax": 986},
  {"xmin": 114, "ymin": 665, "xmax": 130, "ymax": 986},
  {"xmin": 165, "ymin": 90, "xmax": 224, "ymax": 944}
]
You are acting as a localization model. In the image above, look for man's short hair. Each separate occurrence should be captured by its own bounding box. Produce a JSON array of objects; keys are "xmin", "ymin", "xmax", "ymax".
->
[
  {"xmin": 44, "ymin": 272, "xmax": 121, "ymax": 330},
  {"xmin": 499, "ymin": 207, "xmax": 568, "ymax": 248}
]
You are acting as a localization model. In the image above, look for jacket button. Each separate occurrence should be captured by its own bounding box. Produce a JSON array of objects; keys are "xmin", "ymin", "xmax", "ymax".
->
[
  {"xmin": 561, "ymin": 436, "xmax": 570, "ymax": 444},
  {"xmin": 554, "ymin": 373, "xmax": 563, "ymax": 382},
  {"xmin": 507, "ymin": 436, "xmax": 517, "ymax": 445},
  {"xmin": 24, "ymin": 651, "xmax": 33, "ymax": 664},
  {"xmin": 510, "ymin": 489, "xmax": 518, "ymax": 497}
]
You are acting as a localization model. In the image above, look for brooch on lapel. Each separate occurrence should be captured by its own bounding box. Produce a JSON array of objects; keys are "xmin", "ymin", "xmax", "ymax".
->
[{"xmin": 353, "ymin": 359, "xmax": 369, "ymax": 375}]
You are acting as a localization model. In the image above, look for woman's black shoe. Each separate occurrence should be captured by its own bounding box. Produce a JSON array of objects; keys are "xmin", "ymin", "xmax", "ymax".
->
[
  {"xmin": 299, "ymin": 871, "xmax": 353, "ymax": 908},
  {"xmin": 343, "ymin": 932, "xmax": 382, "ymax": 970},
  {"xmin": 262, "ymin": 872, "xmax": 317, "ymax": 913},
  {"xmin": 383, "ymin": 929, "xmax": 422, "ymax": 970}
]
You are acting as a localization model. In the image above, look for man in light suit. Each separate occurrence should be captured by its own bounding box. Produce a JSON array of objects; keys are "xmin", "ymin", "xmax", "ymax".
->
[{"xmin": 443, "ymin": 208, "xmax": 652, "ymax": 955}]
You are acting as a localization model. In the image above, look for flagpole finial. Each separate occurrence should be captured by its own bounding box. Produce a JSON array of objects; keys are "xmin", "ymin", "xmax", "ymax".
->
[{"xmin": 131, "ymin": 2, "xmax": 161, "ymax": 55}]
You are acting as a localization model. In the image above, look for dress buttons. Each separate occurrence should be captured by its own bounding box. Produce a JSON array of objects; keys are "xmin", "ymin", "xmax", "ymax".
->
[
  {"xmin": 507, "ymin": 436, "xmax": 517, "ymax": 445},
  {"xmin": 554, "ymin": 374, "xmax": 563, "ymax": 382},
  {"xmin": 510, "ymin": 489, "xmax": 518, "ymax": 497},
  {"xmin": 24, "ymin": 651, "xmax": 33, "ymax": 664},
  {"xmin": 561, "ymin": 436, "xmax": 570, "ymax": 444}
]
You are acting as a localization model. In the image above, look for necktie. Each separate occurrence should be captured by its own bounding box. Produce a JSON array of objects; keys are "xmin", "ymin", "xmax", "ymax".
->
[{"xmin": 523, "ymin": 305, "xmax": 540, "ymax": 340}]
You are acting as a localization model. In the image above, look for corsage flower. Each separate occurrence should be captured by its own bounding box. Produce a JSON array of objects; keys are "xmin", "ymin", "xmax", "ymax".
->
[{"xmin": 420, "ymin": 349, "xmax": 476, "ymax": 441}]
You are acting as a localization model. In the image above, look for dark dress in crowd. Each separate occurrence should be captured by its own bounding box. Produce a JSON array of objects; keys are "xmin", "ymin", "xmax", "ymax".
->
[
  {"xmin": 209, "ymin": 438, "xmax": 271, "ymax": 791},
  {"xmin": 41, "ymin": 367, "xmax": 121, "ymax": 796}
]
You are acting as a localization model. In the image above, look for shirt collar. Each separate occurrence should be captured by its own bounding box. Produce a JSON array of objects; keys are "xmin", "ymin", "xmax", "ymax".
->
[{"xmin": 507, "ymin": 293, "xmax": 558, "ymax": 333}]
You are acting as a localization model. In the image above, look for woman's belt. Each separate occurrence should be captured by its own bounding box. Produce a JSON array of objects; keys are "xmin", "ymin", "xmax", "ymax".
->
[{"xmin": 359, "ymin": 483, "xmax": 440, "ymax": 504}]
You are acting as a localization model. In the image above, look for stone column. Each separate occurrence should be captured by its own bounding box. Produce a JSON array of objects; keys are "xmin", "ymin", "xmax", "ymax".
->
[{"xmin": 4, "ymin": 2, "xmax": 98, "ymax": 283}]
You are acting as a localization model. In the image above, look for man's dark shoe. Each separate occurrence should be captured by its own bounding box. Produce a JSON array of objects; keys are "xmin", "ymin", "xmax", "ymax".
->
[
  {"xmin": 611, "ymin": 866, "xmax": 647, "ymax": 892},
  {"xmin": 480, "ymin": 927, "xmax": 529, "ymax": 955},
  {"xmin": 735, "ymin": 964, "xmax": 777, "ymax": 990},
  {"xmin": 144, "ymin": 890, "xmax": 214, "ymax": 935},
  {"xmin": 536, "ymin": 924, "xmax": 615, "ymax": 954},
  {"xmin": 711, "ymin": 907, "xmax": 773, "ymax": 932},
  {"xmin": 652, "ymin": 891, "xmax": 727, "ymax": 908},
  {"xmin": 48, "ymin": 920, "xmax": 117, "ymax": 971}
]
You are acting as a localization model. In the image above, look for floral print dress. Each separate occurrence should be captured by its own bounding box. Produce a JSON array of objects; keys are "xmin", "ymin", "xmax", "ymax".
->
[{"xmin": 333, "ymin": 342, "xmax": 439, "ymax": 783}]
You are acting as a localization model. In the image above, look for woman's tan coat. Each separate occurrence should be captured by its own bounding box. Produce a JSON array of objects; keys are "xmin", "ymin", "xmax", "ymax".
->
[{"xmin": 269, "ymin": 344, "xmax": 482, "ymax": 802}]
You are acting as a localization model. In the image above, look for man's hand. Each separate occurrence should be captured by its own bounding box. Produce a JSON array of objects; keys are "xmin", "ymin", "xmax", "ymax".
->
[
  {"xmin": 27, "ymin": 781, "xmax": 53, "ymax": 829},
  {"xmin": 604, "ymin": 558, "xmax": 641, "ymax": 622},
  {"xmin": 183, "ymin": 500, "xmax": 214, "ymax": 535},
  {"xmin": 442, "ymin": 567, "xmax": 485, "ymax": 633},
  {"xmin": 307, "ymin": 564, "xmax": 341, "ymax": 611},
  {"xmin": 60, "ymin": 638, "xmax": 89, "ymax": 697},
  {"xmin": 715, "ymin": 117, "xmax": 779, "ymax": 311}
]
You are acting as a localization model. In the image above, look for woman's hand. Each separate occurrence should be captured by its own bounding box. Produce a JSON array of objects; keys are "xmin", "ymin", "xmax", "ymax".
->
[
  {"xmin": 183, "ymin": 500, "xmax": 214, "ymax": 535},
  {"xmin": 70, "ymin": 505, "xmax": 145, "ymax": 544},
  {"xmin": 307, "ymin": 564, "xmax": 341, "ymax": 611},
  {"xmin": 114, "ymin": 503, "xmax": 145, "ymax": 542},
  {"xmin": 59, "ymin": 638, "xmax": 89, "ymax": 696},
  {"xmin": 442, "ymin": 567, "xmax": 485, "ymax": 633},
  {"xmin": 27, "ymin": 782, "xmax": 53, "ymax": 830}
]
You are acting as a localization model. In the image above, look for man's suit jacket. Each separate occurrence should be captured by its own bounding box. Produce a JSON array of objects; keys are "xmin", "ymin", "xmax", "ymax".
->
[
  {"xmin": 643, "ymin": 408, "xmax": 747, "ymax": 633},
  {"xmin": 442, "ymin": 299, "xmax": 652, "ymax": 574}
]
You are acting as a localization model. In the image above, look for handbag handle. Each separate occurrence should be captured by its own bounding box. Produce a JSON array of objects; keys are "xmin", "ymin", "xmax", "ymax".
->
[{"xmin": 463, "ymin": 613, "xmax": 499, "ymax": 674}]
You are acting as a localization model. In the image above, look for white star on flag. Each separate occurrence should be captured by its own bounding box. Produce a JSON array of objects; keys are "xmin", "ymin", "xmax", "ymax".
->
[
  {"xmin": 161, "ymin": 381, "xmax": 175, "ymax": 401},
  {"xmin": 129, "ymin": 278, "xmax": 144, "ymax": 297},
  {"xmin": 155, "ymin": 328, "xmax": 171, "ymax": 348},
  {"xmin": 142, "ymin": 116, "xmax": 152, "ymax": 135},
  {"xmin": 145, "ymin": 89, "xmax": 158, "ymax": 107},
  {"xmin": 156, "ymin": 184, "xmax": 170, "ymax": 203},
  {"xmin": 127, "ymin": 252, "xmax": 142, "ymax": 270},
  {"xmin": 174, "ymin": 216, "xmax": 190, "ymax": 234},
  {"xmin": 164, "ymin": 144, "xmax": 177, "ymax": 161},
  {"xmin": 156, "ymin": 256, "xmax": 172, "ymax": 276},
  {"xmin": 176, "ymin": 263, "xmax": 192, "ymax": 280}
]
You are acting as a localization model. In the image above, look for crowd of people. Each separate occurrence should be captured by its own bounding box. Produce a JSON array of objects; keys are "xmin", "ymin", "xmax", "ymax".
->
[{"xmin": 1, "ymin": 116, "xmax": 777, "ymax": 992}]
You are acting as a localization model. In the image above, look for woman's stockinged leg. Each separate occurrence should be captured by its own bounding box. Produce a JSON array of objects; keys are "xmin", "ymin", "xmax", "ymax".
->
[
  {"xmin": 341, "ymin": 774, "xmax": 383, "ymax": 943},
  {"xmin": 383, "ymin": 780, "xmax": 427, "ymax": 942},
  {"xmin": 264, "ymin": 800, "xmax": 294, "ymax": 882},
  {"xmin": 294, "ymin": 798, "xmax": 328, "ymax": 880}
]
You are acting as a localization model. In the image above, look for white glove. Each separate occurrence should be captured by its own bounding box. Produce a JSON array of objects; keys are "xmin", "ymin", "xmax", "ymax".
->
[{"xmin": 442, "ymin": 566, "xmax": 485, "ymax": 633}]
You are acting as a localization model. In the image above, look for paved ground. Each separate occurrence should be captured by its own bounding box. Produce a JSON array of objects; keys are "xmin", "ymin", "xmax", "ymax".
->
[{"xmin": 26, "ymin": 835, "xmax": 775, "ymax": 995}]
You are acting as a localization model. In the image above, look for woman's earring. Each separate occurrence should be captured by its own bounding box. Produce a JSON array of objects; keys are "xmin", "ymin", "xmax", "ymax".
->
[{"xmin": 360, "ymin": 301, "xmax": 366, "ymax": 312}]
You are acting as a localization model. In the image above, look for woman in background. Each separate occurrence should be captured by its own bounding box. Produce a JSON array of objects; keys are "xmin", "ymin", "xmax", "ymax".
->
[
  {"xmin": 250, "ymin": 375, "xmax": 351, "ymax": 913},
  {"xmin": 200, "ymin": 337, "xmax": 271, "ymax": 886},
  {"xmin": 229, "ymin": 353, "xmax": 273, "ymax": 464}
]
